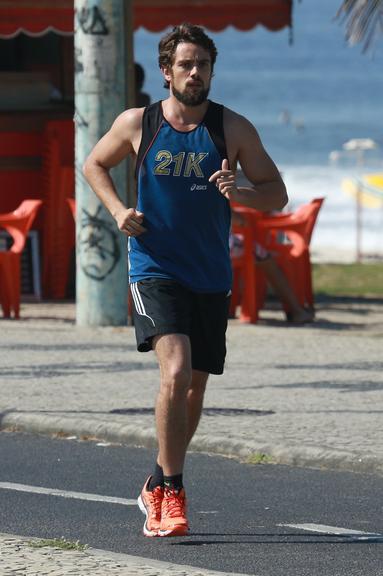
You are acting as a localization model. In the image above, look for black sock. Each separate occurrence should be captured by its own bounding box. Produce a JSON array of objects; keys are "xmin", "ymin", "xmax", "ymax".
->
[
  {"xmin": 148, "ymin": 463, "xmax": 164, "ymax": 491},
  {"xmin": 163, "ymin": 474, "xmax": 183, "ymax": 491}
]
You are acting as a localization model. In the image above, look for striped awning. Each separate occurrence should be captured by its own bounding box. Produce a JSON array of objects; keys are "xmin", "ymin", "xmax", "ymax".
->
[{"xmin": 0, "ymin": 0, "xmax": 292, "ymax": 38}]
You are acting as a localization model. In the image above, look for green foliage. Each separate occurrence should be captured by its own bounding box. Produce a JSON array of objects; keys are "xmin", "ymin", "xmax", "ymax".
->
[
  {"xmin": 247, "ymin": 453, "xmax": 273, "ymax": 465},
  {"xmin": 28, "ymin": 537, "xmax": 88, "ymax": 551}
]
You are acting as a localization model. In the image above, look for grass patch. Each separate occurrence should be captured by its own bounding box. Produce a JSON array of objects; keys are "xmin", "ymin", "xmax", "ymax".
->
[
  {"xmin": 247, "ymin": 452, "xmax": 273, "ymax": 465},
  {"xmin": 313, "ymin": 263, "xmax": 383, "ymax": 297},
  {"xmin": 29, "ymin": 537, "xmax": 88, "ymax": 551}
]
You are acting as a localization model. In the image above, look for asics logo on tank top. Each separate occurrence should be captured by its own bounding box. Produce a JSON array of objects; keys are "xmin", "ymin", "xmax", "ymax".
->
[
  {"xmin": 154, "ymin": 151, "xmax": 208, "ymax": 178},
  {"xmin": 190, "ymin": 183, "xmax": 207, "ymax": 191}
]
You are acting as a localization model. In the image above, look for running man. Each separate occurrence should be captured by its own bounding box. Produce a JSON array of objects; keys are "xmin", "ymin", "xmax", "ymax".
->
[{"xmin": 83, "ymin": 23, "xmax": 288, "ymax": 537}]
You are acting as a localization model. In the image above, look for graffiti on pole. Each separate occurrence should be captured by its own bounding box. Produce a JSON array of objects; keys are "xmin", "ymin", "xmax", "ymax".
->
[
  {"xmin": 77, "ymin": 6, "xmax": 109, "ymax": 35},
  {"xmin": 79, "ymin": 206, "xmax": 121, "ymax": 281},
  {"xmin": 75, "ymin": 5, "xmax": 116, "ymax": 85},
  {"xmin": 74, "ymin": 107, "xmax": 89, "ymax": 128},
  {"xmin": 74, "ymin": 47, "xmax": 84, "ymax": 74}
]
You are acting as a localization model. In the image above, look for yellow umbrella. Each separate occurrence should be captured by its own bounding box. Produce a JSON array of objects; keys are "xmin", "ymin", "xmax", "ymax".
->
[
  {"xmin": 342, "ymin": 176, "xmax": 383, "ymax": 209},
  {"xmin": 342, "ymin": 172, "xmax": 383, "ymax": 261}
]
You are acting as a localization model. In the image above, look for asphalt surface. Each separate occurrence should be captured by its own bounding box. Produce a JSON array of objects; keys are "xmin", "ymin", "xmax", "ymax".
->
[{"xmin": 1, "ymin": 432, "xmax": 383, "ymax": 576}]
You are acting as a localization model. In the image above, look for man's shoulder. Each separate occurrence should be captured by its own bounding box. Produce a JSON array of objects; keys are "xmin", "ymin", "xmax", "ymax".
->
[
  {"xmin": 219, "ymin": 105, "xmax": 256, "ymax": 141},
  {"xmin": 118, "ymin": 100, "xmax": 162, "ymax": 125},
  {"xmin": 111, "ymin": 106, "xmax": 149, "ymax": 141},
  {"xmin": 205, "ymin": 100, "xmax": 245, "ymax": 127},
  {"xmin": 116, "ymin": 106, "xmax": 146, "ymax": 128},
  {"xmin": 221, "ymin": 104, "xmax": 249, "ymax": 126},
  {"xmin": 220, "ymin": 105, "xmax": 262, "ymax": 159}
]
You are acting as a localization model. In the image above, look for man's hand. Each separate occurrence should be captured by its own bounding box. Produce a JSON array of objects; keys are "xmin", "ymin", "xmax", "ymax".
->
[
  {"xmin": 114, "ymin": 207, "xmax": 146, "ymax": 237},
  {"xmin": 208, "ymin": 159, "xmax": 238, "ymax": 200}
]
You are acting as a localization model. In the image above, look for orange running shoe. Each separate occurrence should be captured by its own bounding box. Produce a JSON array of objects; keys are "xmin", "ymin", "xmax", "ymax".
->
[
  {"xmin": 137, "ymin": 476, "xmax": 164, "ymax": 537},
  {"xmin": 158, "ymin": 487, "xmax": 189, "ymax": 537}
]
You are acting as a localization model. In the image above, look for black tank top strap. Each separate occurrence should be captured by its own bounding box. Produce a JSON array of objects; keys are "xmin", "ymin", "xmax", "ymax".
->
[
  {"xmin": 135, "ymin": 101, "xmax": 163, "ymax": 180},
  {"xmin": 204, "ymin": 101, "xmax": 228, "ymax": 165}
]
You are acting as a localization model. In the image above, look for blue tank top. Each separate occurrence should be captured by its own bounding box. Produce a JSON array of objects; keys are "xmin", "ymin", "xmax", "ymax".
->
[{"xmin": 129, "ymin": 100, "xmax": 232, "ymax": 293}]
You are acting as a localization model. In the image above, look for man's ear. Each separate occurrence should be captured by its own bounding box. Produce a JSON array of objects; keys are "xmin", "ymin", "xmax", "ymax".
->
[{"xmin": 162, "ymin": 66, "xmax": 172, "ymax": 83}]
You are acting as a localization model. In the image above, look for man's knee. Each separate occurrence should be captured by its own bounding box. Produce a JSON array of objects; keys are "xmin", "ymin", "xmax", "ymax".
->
[{"xmin": 160, "ymin": 366, "xmax": 192, "ymax": 397}]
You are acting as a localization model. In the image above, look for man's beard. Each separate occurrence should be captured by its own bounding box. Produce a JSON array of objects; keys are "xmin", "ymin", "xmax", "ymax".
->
[{"xmin": 172, "ymin": 84, "xmax": 210, "ymax": 107}]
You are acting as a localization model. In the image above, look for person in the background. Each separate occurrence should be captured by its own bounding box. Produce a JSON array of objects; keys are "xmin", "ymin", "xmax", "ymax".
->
[
  {"xmin": 230, "ymin": 210, "xmax": 314, "ymax": 324},
  {"xmin": 135, "ymin": 63, "xmax": 151, "ymax": 107}
]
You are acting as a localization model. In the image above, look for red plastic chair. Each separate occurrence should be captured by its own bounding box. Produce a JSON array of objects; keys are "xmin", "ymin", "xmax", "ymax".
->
[
  {"xmin": 0, "ymin": 200, "xmax": 43, "ymax": 318},
  {"xmin": 42, "ymin": 120, "xmax": 75, "ymax": 299},
  {"xmin": 256, "ymin": 198, "xmax": 325, "ymax": 312},
  {"xmin": 67, "ymin": 197, "xmax": 76, "ymax": 220},
  {"xmin": 230, "ymin": 206, "xmax": 263, "ymax": 323}
]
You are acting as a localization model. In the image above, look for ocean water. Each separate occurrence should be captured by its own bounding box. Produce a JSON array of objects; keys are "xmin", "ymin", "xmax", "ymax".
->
[{"xmin": 135, "ymin": 0, "xmax": 383, "ymax": 260}]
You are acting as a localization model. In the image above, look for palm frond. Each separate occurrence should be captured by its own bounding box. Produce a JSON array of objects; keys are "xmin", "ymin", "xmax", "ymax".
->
[{"xmin": 337, "ymin": 0, "xmax": 383, "ymax": 52}]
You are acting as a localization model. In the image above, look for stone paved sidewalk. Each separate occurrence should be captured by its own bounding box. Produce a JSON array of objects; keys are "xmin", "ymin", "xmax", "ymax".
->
[
  {"xmin": 0, "ymin": 533, "xmax": 246, "ymax": 576},
  {"xmin": 0, "ymin": 299, "xmax": 383, "ymax": 475}
]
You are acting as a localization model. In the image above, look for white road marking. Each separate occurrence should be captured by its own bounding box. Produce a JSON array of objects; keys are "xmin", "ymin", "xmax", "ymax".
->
[
  {"xmin": 0, "ymin": 482, "xmax": 136, "ymax": 506},
  {"xmin": 197, "ymin": 510, "xmax": 218, "ymax": 514},
  {"xmin": 279, "ymin": 523, "xmax": 383, "ymax": 539}
]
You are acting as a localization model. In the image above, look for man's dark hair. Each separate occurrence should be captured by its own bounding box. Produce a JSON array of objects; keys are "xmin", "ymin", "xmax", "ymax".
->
[{"xmin": 158, "ymin": 23, "xmax": 218, "ymax": 88}]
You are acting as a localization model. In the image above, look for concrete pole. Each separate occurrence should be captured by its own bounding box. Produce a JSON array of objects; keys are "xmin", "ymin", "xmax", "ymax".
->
[
  {"xmin": 124, "ymin": 0, "xmax": 137, "ymax": 210},
  {"xmin": 356, "ymin": 151, "xmax": 363, "ymax": 263},
  {"xmin": 74, "ymin": 0, "xmax": 128, "ymax": 326}
]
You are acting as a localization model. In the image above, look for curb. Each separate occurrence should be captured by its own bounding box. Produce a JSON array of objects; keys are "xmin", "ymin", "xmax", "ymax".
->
[{"xmin": 1, "ymin": 411, "xmax": 382, "ymax": 476}]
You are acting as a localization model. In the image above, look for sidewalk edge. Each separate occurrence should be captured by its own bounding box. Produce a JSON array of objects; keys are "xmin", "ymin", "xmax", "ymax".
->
[
  {"xmin": 1, "ymin": 411, "xmax": 381, "ymax": 476},
  {"xmin": 0, "ymin": 532, "xmax": 250, "ymax": 576}
]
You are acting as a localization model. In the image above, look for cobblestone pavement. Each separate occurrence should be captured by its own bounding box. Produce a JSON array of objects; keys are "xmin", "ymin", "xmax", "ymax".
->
[
  {"xmin": 0, "ymin": 299, "xmax": 382, "ymax": 477},
  {"xmin": 0, "ymin": 533, "xmax": 246, "ymax": 576}
]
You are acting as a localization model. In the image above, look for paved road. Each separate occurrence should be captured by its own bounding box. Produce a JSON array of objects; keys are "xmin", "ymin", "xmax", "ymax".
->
[{"xmin": 1, "ymin": 432, "xmax": 382, "ymax": 576}]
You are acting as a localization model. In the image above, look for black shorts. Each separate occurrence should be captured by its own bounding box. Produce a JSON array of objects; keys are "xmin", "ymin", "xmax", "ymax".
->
[{"xmin": 130, "ymin": 278, "xmax": 231, "ymax": 375}]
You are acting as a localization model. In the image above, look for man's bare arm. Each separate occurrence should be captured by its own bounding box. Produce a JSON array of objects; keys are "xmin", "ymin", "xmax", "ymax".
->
[
  {"xmin": 83, "ymin": 108, "xmax": 146, "ymax": 236},
  {"xmin": 210, "ymin": 111, "xmax": 288, "ymax": 211}
]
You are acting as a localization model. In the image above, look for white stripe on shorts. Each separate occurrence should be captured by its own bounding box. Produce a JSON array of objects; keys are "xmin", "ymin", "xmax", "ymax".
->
[
  {"xmin": 130, "ymin": 282, "xmax": 156, "ymax": 327},
  {"xmin": 130, "ymin": 282, "xmax": 143, "ymax": 314}
]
